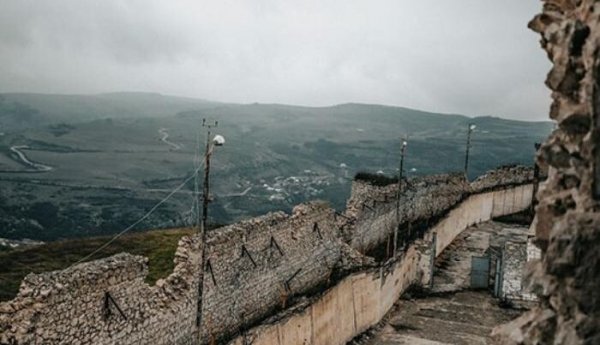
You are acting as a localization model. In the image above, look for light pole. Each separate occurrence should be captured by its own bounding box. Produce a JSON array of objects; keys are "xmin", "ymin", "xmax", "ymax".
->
[
  {"xmin": 393, "ymin": 138, "xmax": 408, "ymax": 255},
  {"xmin": 464, "ymin": 124, "xmax": 476, "ymax": 179},
  {"xmin": 196, "ymin": 118, "xmax": 225, "ymax": 334},
  {"xmin": 198, "ymin": 119, "xmax": 225, "ymax": 235}
]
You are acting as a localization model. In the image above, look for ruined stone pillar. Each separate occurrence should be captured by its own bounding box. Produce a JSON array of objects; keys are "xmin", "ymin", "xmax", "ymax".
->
[{"xmin": 494, "ymin": 1, "xmax": 600, "ymax": 344}]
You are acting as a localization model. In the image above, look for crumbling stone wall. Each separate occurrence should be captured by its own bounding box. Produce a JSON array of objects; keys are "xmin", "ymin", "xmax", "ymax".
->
[
  {"xmin": 0, "ymin": 236, "xmax": 201, "ymax": 345},
  {"xmin": 521, "ymin": 236, "xmax": 541, "ymax": 302},
  {"xmin": 0, "ymin": 167, "xmax": 536, "ymax": 345},
  {"xmin": 343, "ymin": 173, "xmax": 469, "ymax": 253},
  {"xmin": 494, "ymin": 1, "xmax": 600, "ymax": 344},
  {"xmin": 200, "ymin": 202, "xmax": 343, "ymax": 342},
  {"xmin": 470, "ymin": 165, "xmax": 534, "ymax": 194},
  {"xmin": 501, "ymin": 239, "xmax": 528, "ymax": 302},
  {"xmin": 227, "ymin": 182, "xmax": 537, "ymax": 345},
  {"xmin": 344, "ymin": 166, "xmax": 534, "ymax": 254}
]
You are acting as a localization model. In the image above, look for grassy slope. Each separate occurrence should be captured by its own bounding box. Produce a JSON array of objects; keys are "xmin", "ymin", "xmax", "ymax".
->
[{"xmin": 0, "ymin": 227, "xmax": 194, "ymax": 301}]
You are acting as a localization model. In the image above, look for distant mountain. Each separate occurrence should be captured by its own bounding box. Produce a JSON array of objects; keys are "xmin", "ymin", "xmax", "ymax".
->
[
  {"xmin": 0, "ymin": 93, "xmax": 552, "ymax": 241},
  {"xmin": 0, "ymin": 92, "xmax": 222, "ymax": 131}
]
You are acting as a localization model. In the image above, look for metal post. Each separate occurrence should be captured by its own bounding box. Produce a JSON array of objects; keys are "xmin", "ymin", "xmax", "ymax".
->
[
  {"xmin": 201, "ymin": 128, "xmax": 211, "ymax": 235},
  {"xmin": 429, "ymin": 233, "xmax": 437, "ymax": 289},
  {"xmin": 394, "ymin": 138, "xmax": 407, "ymax": 255},
  {"xmin": 464, "ymin": 123, "xmax": 475, "ymax": 179},
  {"xmin": 196, "ymin": 119, "xmax": 218, "ymax": 335}
]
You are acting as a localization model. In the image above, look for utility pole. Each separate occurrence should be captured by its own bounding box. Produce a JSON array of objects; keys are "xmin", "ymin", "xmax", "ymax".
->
[
  {"xmin": 199, "ymin": 119, "xmax": 217, "ymax": 235},
  {"xmin": 394, "ymin": 138, "xmax": 408, "ymax": 255},
  {"xmin": 196, "ymin": 118, "xmax": 225, "ymax": 337},
  {"xmin": 464, "ymin": 124, "xmax": 476, "ymax": 180}
]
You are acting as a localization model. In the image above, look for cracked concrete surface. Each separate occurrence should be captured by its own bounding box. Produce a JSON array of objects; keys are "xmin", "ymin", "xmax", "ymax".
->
[
  {"xmin": 366, "ymin": 291, "xmax": 521, "ymax": 345},
  {"xmin": 363, "ymin": 221, "xmax": 527, "ymax": 345},
  {"xmin": 433, "ymin": 221, "xmax": 528, "ymax": 293}
]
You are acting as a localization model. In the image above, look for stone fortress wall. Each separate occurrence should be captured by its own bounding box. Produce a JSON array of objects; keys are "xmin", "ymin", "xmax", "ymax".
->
[
  {"xmin": 494, "ymin": 1, "xmax": 600, "ymax": 343},
  {"xmin": 1, "ymin": 237, "xmax": 202, "ymax": 345},
  {"xmin": 228, "ymin": 178, "xmax": 535, "ymax": 345},
  {"xmin": 343, "ymin": 173, "xmax": 468, "ymax": 253},
  {"xmin": 0, "ymin": 165, "xmax": 535, "ymax": 345},
  {"xmin": 200, "ymin": 202, "xmax": 343, "ymax": 341}
]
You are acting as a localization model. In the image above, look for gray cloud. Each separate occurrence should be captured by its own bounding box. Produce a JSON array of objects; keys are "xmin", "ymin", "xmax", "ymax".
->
[{"xmin": 0, "ymin": 0, "xmax": 551, "ymax": 120}]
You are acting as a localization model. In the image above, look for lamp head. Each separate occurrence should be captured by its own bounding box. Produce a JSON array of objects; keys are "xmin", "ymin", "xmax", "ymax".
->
[
  {"xmin": 469, "ymin": 124, "xmax": 477, "ymax": 131},
  {"xmin": 213, "ymin": 134, "xmax": 226, "ymax": 146},
  {"xmin": 402, "ymin": 140, "xmax": 408, "ymax": 147}
]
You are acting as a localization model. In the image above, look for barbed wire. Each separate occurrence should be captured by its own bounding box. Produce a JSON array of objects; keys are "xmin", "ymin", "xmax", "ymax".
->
[{"xmin": 69, "ymin": 163, "xmax": 204, "ymax": 268}]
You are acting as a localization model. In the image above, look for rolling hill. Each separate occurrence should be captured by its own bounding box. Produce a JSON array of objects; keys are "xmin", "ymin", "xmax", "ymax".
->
[{"xmin": 0, "ymin": 93, "xmax": 553, "ymax": 241}]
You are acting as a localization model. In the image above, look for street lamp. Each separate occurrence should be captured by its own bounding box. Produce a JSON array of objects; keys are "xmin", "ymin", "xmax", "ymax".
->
[
  {"xmin": 196, "ymin": 119, "xmax": 225, "ymax": 330},
  {"xmin": 199, "ymin": 126, "xmax": 225, "ymax": 234},
  {"xmin": 464, "ymin": 124, "xmax": 476, "ymax": 179},
  {"xmin": 393, "ymin": 138, "xmax": 408, "ymax": 255}
]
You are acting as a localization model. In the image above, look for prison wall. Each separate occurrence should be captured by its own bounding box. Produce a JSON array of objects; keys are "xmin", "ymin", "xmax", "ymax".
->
[
  {"xmin": 470, "ymin": 165, "xmax": 534, "ymax": 193},
  {"xmin": 226, "ymin": 181, "xmax": 535, "ymax": 345},
  {"xmin": 343, "ymin": 173, "xmax": 469, "ymax": 253},
  {"xmin": 227, "ymin": 246, "xmax": 421, "ymax": 345},
  {"xmin": 0, "ymin": 166, "xmax": 534, "ymax": 345},
  {"xmin": 344, "ymin": 166, "xmax": 534, "ymax": 254},
  {"xmin": 431, "ymin": 184, "xmax": 534, "ymax": 257},
  {"xmin": 199, "ymin": 201, "xmax": 344, "ymax": 342}
]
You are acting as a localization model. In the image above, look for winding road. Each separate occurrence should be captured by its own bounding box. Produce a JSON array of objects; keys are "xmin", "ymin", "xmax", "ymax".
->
[
  {"xmin": 158, "ymin": 128, "xmax": 182, "ymax": 150},
  {"xmin": 8, "ymin": 146, "xmax": 53, "ymax": 172}
]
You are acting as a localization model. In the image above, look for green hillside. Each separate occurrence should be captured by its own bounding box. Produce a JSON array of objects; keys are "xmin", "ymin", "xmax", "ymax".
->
[
  {"xmin": 0, "ymin": 227, "xmax": 195, "ymax": 301},
  {"xmin": 0, "ymin": 93, "xmax": 553, "ymax": 241}
]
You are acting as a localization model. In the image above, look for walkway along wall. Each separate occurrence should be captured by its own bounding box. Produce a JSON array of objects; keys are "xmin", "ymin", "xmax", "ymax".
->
[{"xmin": 0, "ymin": 166, "xmax": 534, "ymax": 345}]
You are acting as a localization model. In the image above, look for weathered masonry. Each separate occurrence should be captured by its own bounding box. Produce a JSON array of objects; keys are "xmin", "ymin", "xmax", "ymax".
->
[
  {"xmin": 493, "ymin": 1, "xmax": 600, "ymax": 344},
  {"xmin": 200, "ymin": 203, "xmax": 342, "ymax": 341},
  {"xmin": 0, "ymin": 165, "xmax": 535, "ymax": 345},
  {"xmin": 228, "ymin": 180, "xmax": 535, "ymax": 345}
]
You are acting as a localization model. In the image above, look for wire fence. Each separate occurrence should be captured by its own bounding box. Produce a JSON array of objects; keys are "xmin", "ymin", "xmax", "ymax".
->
[{"xmin": 70, "ymin": 163, "xmax": 204, "ymax": 268}]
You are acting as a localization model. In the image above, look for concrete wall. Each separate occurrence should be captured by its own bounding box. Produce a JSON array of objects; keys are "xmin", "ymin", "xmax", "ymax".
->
[
  {"xmin": 227, "ymin": 246, "xmax": 421, "ymax": 345},
  {"xmin": 431, "ymin": 184, "xmax": 533, "ymax": 256}
]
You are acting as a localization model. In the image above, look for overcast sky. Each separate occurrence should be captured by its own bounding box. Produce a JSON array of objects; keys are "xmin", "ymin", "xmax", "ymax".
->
[{"xmin": 0, "ymin": 1, "xmax": 550, "ymax": 120}]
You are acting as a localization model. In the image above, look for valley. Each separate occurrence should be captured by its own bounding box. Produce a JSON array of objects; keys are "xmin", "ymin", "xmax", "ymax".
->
[{"xmin": 0, "ymin": 93, "xmax": 553, "ymax": 242}]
